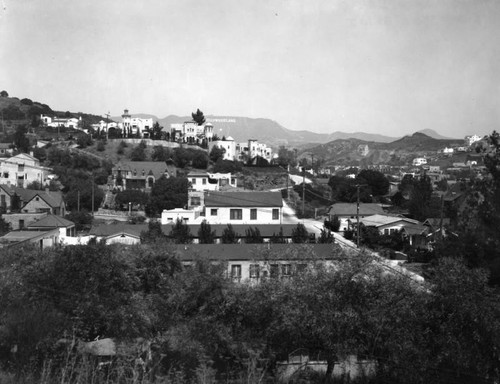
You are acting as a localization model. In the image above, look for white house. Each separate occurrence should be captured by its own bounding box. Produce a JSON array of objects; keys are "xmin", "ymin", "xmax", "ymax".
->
[
  {"xmin": 412, "ymin": 157, "xmax": 427, "ymax": 166},
  {"xmin": 121, "ymin": 109, "xmax": 153, "ymax": 138},
  {"xmin": 188, "ymin": 171, "xmax": 237, "ymax": 192},
  {"xmin": 170, "ymin": 121, "xmax": 214, "ymax": 142},
  {"xmin": 209, "ymin": 138, "xmax": 273, "ymax": 163},
  {"xmin": 203, "ymin": 191, "xmax": 283, "ymax": 225},
  {"xmin": 209, "ymin": 137, "xmax": 237, "ymax": 161},
  {"xmin": 0, "ymin": 153, "xmax": 53, "ymax": 188},
  {"xmin": 328, "ymin": 203, "xmax": 385, "ymax": 232},
  {"xmin": 41, "ymin": 115, "xmax": 80, "ymax": 129}
]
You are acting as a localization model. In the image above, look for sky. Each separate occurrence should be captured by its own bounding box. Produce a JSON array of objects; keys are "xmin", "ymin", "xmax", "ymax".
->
[{"xmin": 1, "ymin": 0, "xmax": 499, "ymax": 138}]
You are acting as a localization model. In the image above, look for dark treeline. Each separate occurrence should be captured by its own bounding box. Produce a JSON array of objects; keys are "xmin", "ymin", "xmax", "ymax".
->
[{"xmin": 0, "ymin": 243, "xmax": 498, "ymax": 383}]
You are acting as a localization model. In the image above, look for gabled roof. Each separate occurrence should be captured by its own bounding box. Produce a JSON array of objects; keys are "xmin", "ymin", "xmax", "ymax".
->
[
  {"xmin": 204, "ymin": 191, "xmax": 283, "ymax": 208},
  {"xmin": 359, "ymin": 214, "xmax": 421, "ymax": 227},
  {"xmin": 329, "ymin": 203, "xmax": 385, "ymax": 216},
  {"xmin": 10, "ymin": 153, "xmax": 39, "ymax": 162},
  {"xmin": 27, "ymin": 215, "xmax": 74, "ymax": 229},
  {"xmin": 401, "ymin": 224, "xmax": 429, "ymax": 236},
  {"xmin": 89, "ymin": 223, "xmax": 148, "ymax": 238},
  {"xmin": 0, "ymin": 143, "xmax": 11, "ymax": 149},
  {"xmin": 14, "ymin": 188, "xmax": 64, "ymax": 208},
  {"xmin": 113, "ymin": 161, "xmax": 174, "ymax": 179}
]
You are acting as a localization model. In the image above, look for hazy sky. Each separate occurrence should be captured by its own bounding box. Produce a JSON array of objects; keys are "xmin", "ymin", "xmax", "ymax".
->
[{"xmin": 1, "ymin": 0, "xmax": 499, "ymax": 138}]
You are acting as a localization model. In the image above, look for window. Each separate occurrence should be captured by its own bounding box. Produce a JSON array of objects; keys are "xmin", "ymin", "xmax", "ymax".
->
[
  {"xmin": 384, "ymin": 228, "xmax": 389, "ymax": 235},
  {"xmin": 19, "ymin": 220, "xmax": 24, "ymax": 229},
  {"xmin": 191, "ymin": 196, "xmax": 201, "ymax": 206},
  {"xmin": 191, "ymin": 178, "xmax": 196, "ymax": 185},
  {"xmin": 272, "ymin": 209, "xmax": 279, "ymax": 220},
  {"xmin": 230, "ymin": 209, "xmax": 242, "ymax": 220},
  {"xmin": 249, "ymin": 264, "xmax": 260, "ymax": 279},
  {"xmin": 210, "ymin": 208, "xmax": 218, "ymax": 216},
  {"xmin": 250, "ymin": 209, "xmax": 257, "ymax": 220},
  {"xmin": 18, "ymin": 164, "xmax": 24, "ymax": 172},
  {"xmin": 231, "ymin": 265, "xmax": 242, "ymax": 280},
  {"xmin": 281, "ymin": 264, "xmax": 292, "ymax": 277},
  {"xmin": 202, "ymin": 178, "xmax": 207, "ymax": 185},
  {"xmin": 35, "ymin": 197, "xmax": 39, "ymax": 201}
]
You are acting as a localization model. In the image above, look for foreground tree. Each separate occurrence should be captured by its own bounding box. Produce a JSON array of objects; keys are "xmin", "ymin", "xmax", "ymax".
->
[{"xmin": 146, "ymin": 176, "xmax": 188, "ymax": 216}]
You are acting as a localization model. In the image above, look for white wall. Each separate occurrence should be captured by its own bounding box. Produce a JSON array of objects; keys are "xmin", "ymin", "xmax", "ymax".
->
[{"xmin": 204, "ymin": 206, "xmax": 281, "ymax": 225}]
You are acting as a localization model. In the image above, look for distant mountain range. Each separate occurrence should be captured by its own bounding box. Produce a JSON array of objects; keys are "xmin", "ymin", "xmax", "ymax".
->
[
  {"xmin": 299, "ymin": 132, "xmax": 466, "ymax": 167},
  {"xmin": 112, "ymin": 113, "xmax": 459, "ymax": 147}
]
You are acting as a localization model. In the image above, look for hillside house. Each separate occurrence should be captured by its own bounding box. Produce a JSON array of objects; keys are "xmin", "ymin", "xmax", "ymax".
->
[
  {"xmin": 188, "ymin": 171, "xmax": 237, "ymax": 192},
  {"xmin": 120, "ymin": 109, "xmax": 153, "ymax": 138},
  {"xmin": 209, "ymin": 138, "xmax": 273, "ymax": 163},
  {"xmin": 170, "ymin": 121, "xmax": 214, "ymax": 143},
  {"xmin": 111, "ymin": 161, "xmax": 176, "ymax": 191},
  {"xmin": 0, "ymin": 185, "xmax": 65, "ymax": 216},
  {"xmin": 41, "ymin": 115, "xmax": 80, "ymax": 129},
  {"xmin": 412, "ymin": 158, "xmax": 427, "ymax": 166},
  {"xmin": 328, "ymin": 203, "xmax": 385, "ymax": 232},
  {"xmin": 0, "ymin": 143, "xmax": 13, "ymax": 157},
  {"xmin": 0, "ymin": 153, "xmax": 53, "ymax": 188}
]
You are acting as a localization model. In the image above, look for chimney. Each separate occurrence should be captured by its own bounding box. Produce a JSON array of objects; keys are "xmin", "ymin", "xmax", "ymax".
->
[{"xmin": 45, "ymin": 187, "xmax": 50, "ymax": 195}]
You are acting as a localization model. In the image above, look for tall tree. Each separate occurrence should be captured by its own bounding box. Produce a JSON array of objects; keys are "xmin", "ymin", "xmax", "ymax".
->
[
  {"xmin": 221, "ymin": 224, "xmax": 239, "ymax": 244},
  {"xmin": 191, "ymin": 108, "xmax": 206, "ymax": 125},
  {"xmin": 198, "ymin": 220, "xmax": 216, "ymax": 244},
  {"xmin": 169, "ymin": 218, "xmax": 192, "ymax": 244},
  {"xmin": 146, "ymin": 176, "xmax": 189, "ymax": 216}
]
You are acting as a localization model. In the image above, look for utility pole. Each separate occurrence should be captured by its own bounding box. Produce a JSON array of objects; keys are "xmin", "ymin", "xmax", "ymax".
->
[
  {"xmin": 302, "ymin": 167, "xmax": 306, "ymax": 216},
  {"xmin": 77, "ymin": 190, "xmax": 80, "ymax": 212},
  {"xmin": 105, "ymin": 111, "xmax": 110, "ymax": 141},
  {"xmin": 91, "ymin": 175, "xmax": 95, "ymax": 216},
  {"xmin": 356, "ymin": 184, "xmax": 360, "ymax": 248},
  {"xmin": 355, "ymin": 184, "xmax": 367, "ymax": 248}
]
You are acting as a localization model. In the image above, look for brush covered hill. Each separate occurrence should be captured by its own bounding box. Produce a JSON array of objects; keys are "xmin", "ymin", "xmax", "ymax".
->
[{"xmin": 300, "ymin": 132, "xmax": 465, "ymax": 167}]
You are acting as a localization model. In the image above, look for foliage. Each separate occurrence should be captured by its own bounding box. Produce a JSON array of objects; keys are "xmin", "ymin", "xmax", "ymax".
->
[
  {"xmin": 328, "ymin": 175, "xmax": 372, "ymax": 203},
  {"xmin": 197, "ymin": 220, "xmax": 216, "ymax": 244},
  {"xmin": 169, "ymin": 218, "xmax": 192, "ymax": 244},
  {"xmin": 221, "ymin": 224, "xmax": 239, "ymax": 243},
  {"xmin": 96, "ymin": 140, "xmax": 106, "ymax": 152},
  {"xmin": 245, "ymin": 227, "xmax": 264, "ymax": 243},
  {"xmin": 356, "ymin": 169, "xmax": 390, "ymax": 196},
  {"xmin": 146, "ymin": 176, "xmax": 188, "ymax": 217},
  {"xmin": 65, "ymin": 210, "xmax": 93, "ymax": 232},
  {"xmin": 291, "ymin": 223, "xmax": 309, "ymax": 243},
  {"xmin": 191, "ymin": 108, "xmax": 206, "ymax": 125},
  {"xmin": 317, "ymin": 228, "xmax": 334, "ymax": 243},
  {"xmin": 324, "ymin": 215, "xmax": 340, "ymax": 232},
  {"xmin": 152, "ymin": 145, "xmax": 172, "ymax": 162},
  {"xmin": 0, "ymin": 214, "xmax": 10, "ymax": 235},
  {"xmin": 114, "ymin": 189, "xmax": 149, "ymax": 209},
  {"xmin": 0, "ymin": 90, "xmax": 8, "ymax": 97},
  {"xmin": 130, "ymin": 141, "xmax": 147, "ymax": 161},
  {"xmin": 191, "ymin": 151, "xmax": 209, "ymax": 169},
  {"xmin": 140, "ymin": 219, "xmax": 166, "ymax": 243},
  {"xmin": 270, "ymin": 227, "xmax": 287, "ymax": 243},
  {"xmin": 209, "ymin": 145, "xmax": 225, "ymax": 163},
  {"xmin": 150, "ymin": 121, "xmax": 163, "ymax": 140},
  {"xmin": 213, "ymin": 158, "xmax": 242, "ymax": 173},
  {"xmin": 275, "ymin": 146, "xmax": 297, "ymax": 168},
  {"xmin": 13, "ymin": 125, "xmax": 30, "ymax": 153}
]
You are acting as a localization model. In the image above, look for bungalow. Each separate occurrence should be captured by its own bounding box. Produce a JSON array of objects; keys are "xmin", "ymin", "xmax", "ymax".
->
[
  {"xmin": 174, "ymin": 243, "xmax": 337, "ymax": 282},
  {"xmin": 358, "ymin": 214, "xmax": 428, "ymax": 248},
  {"xmin": 328, "ymin": 203, "xmax": 385, "ymax": 232},
  {"xmin": 0, "ymin": 185, "xmax": 65, "ymax": 216},
  {"xmin": 88, "ymin": 223, "xmax": 148, "ymax": 245},
  {"xmin": 0, "ymin": 228, "xmax": 61, "ymax": 249}
]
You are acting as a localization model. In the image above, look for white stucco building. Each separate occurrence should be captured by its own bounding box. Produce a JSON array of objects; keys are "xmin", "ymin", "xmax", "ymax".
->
[
  {"xmin": 0, "ymin": 153, "xmax": 52, "ymax": 188},
  {"xmin": 121, "ymin": 109, "xmax": 153, "ymax": 138}
]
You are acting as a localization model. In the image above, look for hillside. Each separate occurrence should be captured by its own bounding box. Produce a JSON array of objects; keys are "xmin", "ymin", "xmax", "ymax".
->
[{"xmin": 300, "ymin": 132, "xmax": 466, "ymax": 167}]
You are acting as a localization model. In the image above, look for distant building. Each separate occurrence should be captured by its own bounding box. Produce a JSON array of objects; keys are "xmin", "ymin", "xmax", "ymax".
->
[
  {"xmin": 357, "ymin": 144, "xmax": 369, "ymax": 156},
  {"xmin": 170, "ymin": 121, "xmax": 214, "ymax": 142},
  {"xmin": 187, "ymin": 171, "xmax": 237, "ymax": 192},
  {"xmin": 465, "ymin": 135, "xmax": 482, "ymax": 146},
  {"xmin": 41, "ymin": 114, "xmax": 80, "ymax": 129},
  {"xmin": 328, "ymin": 203, "xmax": 385, "ymax": 232},
  {"xmin": 412, "ymin": 157, "xmax": 427, "ymax": 166},
  {"xmin": 111, "ymin": 161, "xmax": 176, "ymax": 191},
  {"xmin": 121, "ymin": 109, "xmax": 153, "ymax": 138},
  {"xmin": 209, "ymin": 138, "xmax": 273, "ymax": 163}
]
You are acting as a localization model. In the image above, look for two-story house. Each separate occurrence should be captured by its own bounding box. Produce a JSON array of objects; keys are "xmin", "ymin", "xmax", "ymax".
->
[
  {"xmin": 111, "ymin": 161, "xmax": 176, "ymax": 191},
  {"xmin": 0, "ymin": 153, "xmax": 52, "ymax": 188}
]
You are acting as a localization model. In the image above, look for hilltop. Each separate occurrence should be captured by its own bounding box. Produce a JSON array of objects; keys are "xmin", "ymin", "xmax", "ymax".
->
[{"xmin": 299, "ymin": 132, "xmax": 465, "ymax": 167}]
